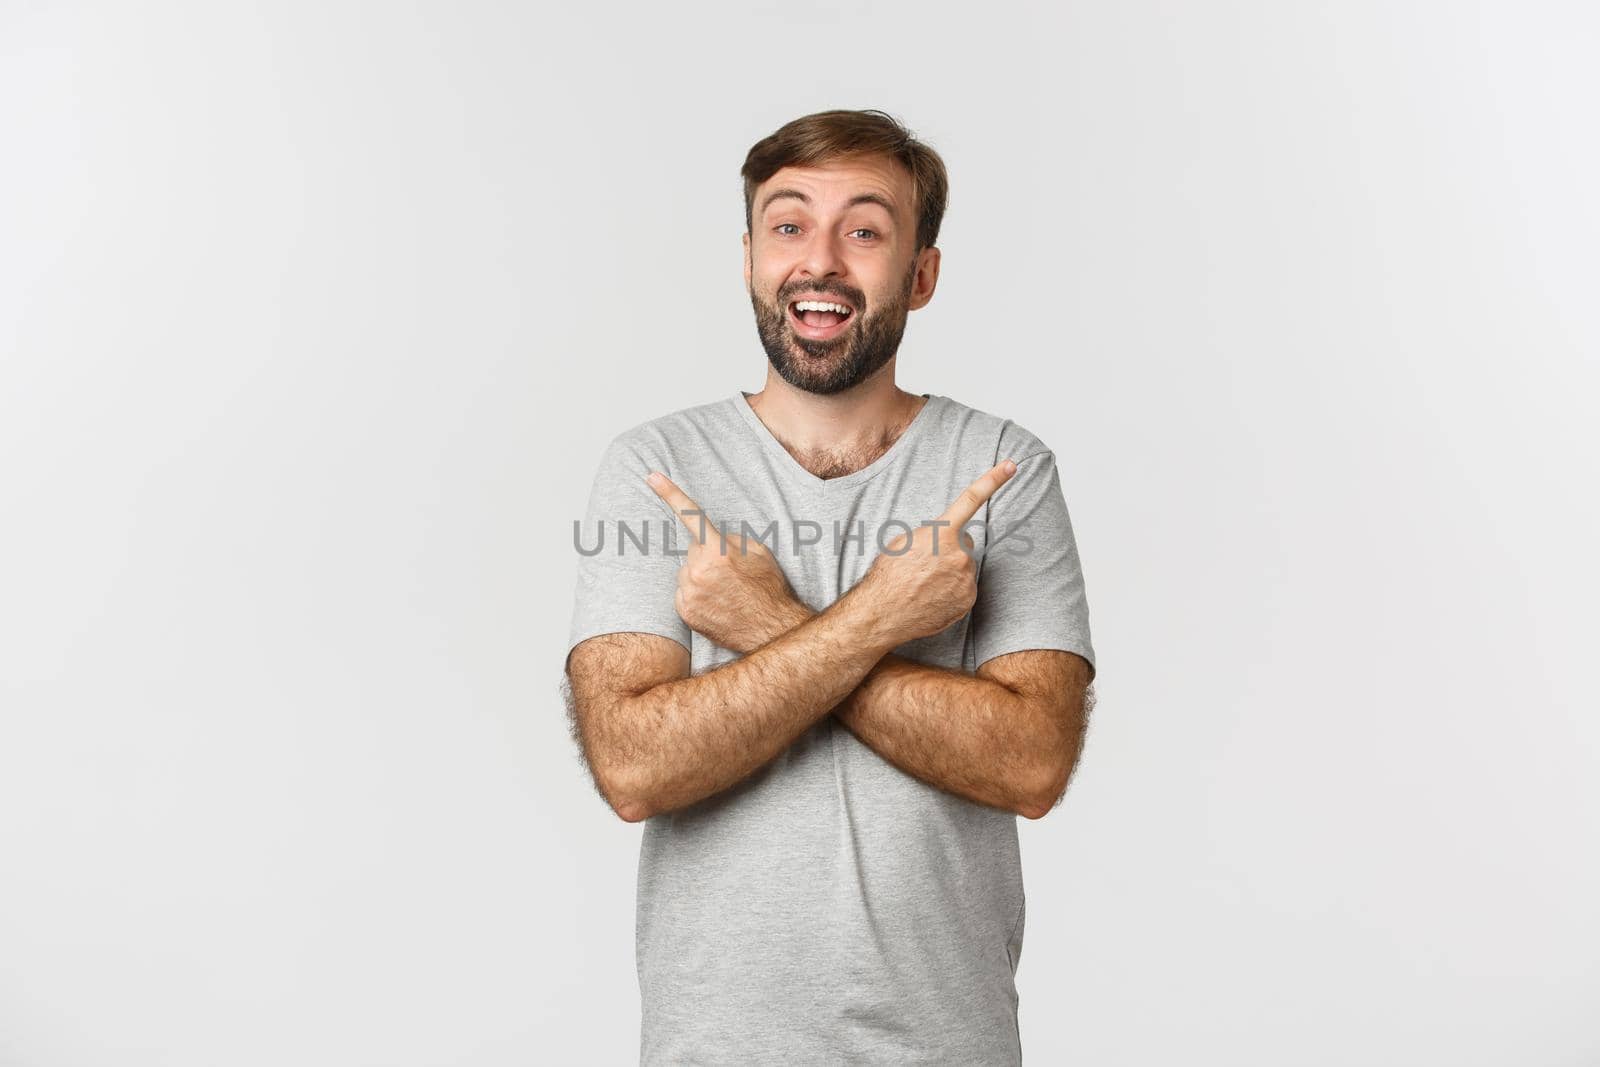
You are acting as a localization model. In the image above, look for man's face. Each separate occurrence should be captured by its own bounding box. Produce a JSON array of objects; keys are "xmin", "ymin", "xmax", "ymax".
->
[{"xmin": 744, "ymin": 155, "xmax": 940, "ymax": 395}]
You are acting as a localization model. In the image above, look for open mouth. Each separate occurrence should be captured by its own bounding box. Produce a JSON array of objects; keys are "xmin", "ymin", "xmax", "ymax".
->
[{"xmin": 787, "ymin": 298, "xmax": 856, "ymax": 342}]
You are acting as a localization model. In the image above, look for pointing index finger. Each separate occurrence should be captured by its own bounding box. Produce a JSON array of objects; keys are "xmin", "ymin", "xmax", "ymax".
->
[
  {"xmin": 938, "ymin": 459, "xmax": 1018, "ymax": 527},
  {"xmin": 646, "ymin": 471, "xmax": 719, "ymax": 544}
]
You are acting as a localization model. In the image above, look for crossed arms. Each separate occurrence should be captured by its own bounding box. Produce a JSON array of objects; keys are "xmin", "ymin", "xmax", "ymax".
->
[{"xmin": 564, "ymin": 461, "xmax": 1094, "ymax": 824}]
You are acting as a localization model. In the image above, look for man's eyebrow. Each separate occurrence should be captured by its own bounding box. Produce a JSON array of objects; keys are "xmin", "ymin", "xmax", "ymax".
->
[
  {"xmin": 844, "ymin": 192, "xmax": 897, "ymax": 218},
  {"xmin": 758, "ymin": 188, "xmax": 900, "ymax": 219},
  {"xmin": 758, "ymin": 188, "xmax": 810, "ymax": 216}
]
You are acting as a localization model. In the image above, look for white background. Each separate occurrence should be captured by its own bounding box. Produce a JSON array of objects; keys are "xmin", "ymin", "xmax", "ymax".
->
[{"xmin": 3, "ymin": 2, "xmax": 1596, "ymax": 1064}]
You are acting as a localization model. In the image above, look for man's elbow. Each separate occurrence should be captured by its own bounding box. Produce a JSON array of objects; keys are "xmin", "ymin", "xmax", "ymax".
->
[
  {"xmin": 614, "ymin": 798, "xmax": 652, "ymax": 823},
  {"xmin": 1020, "ymin": 688, "xmax": 1091, "ymax": 819},
  {"xmin": 1018, "ymin": 792, "xmax": 1056, "ymax": 821},
  {"xmin": 595, "ymin": 762, "xmax": 655, "ymax": 823},
  {"xmin": 1019, "ymin": 762, "xmax": 1072, "ymax": 820}
]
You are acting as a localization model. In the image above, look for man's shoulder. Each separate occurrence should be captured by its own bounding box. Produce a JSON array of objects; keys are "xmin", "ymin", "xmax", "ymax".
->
[
  {"xmin": 934, "ymin": 393, "xmax": 1055, "ymax": 463},
  {"xmin": 596, "ymin": 393, "xmax": 743, "ymax": 465}
]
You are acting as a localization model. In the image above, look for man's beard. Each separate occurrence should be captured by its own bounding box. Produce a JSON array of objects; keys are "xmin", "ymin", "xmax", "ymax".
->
[{"xmin": 749, "ymin": 260, "xmax": 917, "ymax": 396}]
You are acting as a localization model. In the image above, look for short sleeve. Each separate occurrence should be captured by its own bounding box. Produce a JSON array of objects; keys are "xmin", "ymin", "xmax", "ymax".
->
[
  {"xmin": 566, "ymin": 436, "xmax": 692, "ymax": 663},
  {"xmin": 969, "ymin": 450, "xmax": 1097, "ymax": 680}
]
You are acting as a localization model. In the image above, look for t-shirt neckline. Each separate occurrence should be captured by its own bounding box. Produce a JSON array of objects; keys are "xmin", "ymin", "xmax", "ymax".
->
[{"xmin": 730, "ymin": 390, "xmax": 942, "ymax": 491}]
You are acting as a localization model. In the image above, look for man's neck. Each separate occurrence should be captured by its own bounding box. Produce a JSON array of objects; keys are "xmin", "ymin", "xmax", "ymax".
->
[{"xmin": 744, "ymin": 367, "xmax": 927, "ymax": 479}]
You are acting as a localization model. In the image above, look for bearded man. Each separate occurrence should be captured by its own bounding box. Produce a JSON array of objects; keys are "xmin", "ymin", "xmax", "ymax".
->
[{"xmin": 564, "ymin": 108, "xmax": 1098, "ymax": 1066}]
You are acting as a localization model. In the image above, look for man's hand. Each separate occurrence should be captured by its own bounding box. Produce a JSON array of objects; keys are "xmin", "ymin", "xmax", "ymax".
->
[
  {"xmin": 854, "ymin": 459, "xmax": 1018, "ymax": 646},
  {"xmin": 647, "ymin": 472, "xmax": 808, "ymax": 654}
]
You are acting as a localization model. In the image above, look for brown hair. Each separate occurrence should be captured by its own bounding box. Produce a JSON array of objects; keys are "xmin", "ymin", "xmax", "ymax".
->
[{"xmin": 741, "ymin": 109, "xmax": 949, "ymax": 252}]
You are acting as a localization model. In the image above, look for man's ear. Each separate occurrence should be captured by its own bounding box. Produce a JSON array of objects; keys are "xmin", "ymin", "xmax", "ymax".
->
[
  {"xmin": 742, "ymin": 231, "xmax": 752, "ymax": 292},
  {"xmin": 908, "ymin": 245, "xmax": 941, "ymax": 311}
]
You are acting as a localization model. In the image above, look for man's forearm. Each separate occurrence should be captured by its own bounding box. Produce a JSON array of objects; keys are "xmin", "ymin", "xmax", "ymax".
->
[
  {"xmin": 614, "ymin": 586, "xmax": 895, "ymax": 821},
  {"xmin": 832, "ymin": 656, "xmax": 1045, "ymax": 815},
  {"xmin": 753, "ymin": 601, "xmax": 1047, "ymax": 814}
]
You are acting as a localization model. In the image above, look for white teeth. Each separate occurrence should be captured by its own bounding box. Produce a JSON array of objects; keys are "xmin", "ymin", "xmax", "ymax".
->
[{"xmin": 793, "ymin": 300, "xmax": 851, "ymax": 315}]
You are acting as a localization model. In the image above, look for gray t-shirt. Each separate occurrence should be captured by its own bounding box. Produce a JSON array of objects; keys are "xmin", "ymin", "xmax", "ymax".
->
[{"xmin": 567, "ymin": 390, "xmax": 1096, "ymax": 1065}]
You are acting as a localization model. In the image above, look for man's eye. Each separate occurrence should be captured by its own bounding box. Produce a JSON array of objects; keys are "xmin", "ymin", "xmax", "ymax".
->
[
  {"xmin": 850, "ymin": 228, "xmax": 878, "ymax": 240},
  {"xmin": 775, "ymin": 223, "xmax": 800, "ymax": 235}
]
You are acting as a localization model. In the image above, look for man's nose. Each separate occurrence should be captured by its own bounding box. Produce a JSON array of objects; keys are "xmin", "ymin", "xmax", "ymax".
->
[{"xmin": 798, "ymin": 230, "xmax": 847, "ymax": 281}]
